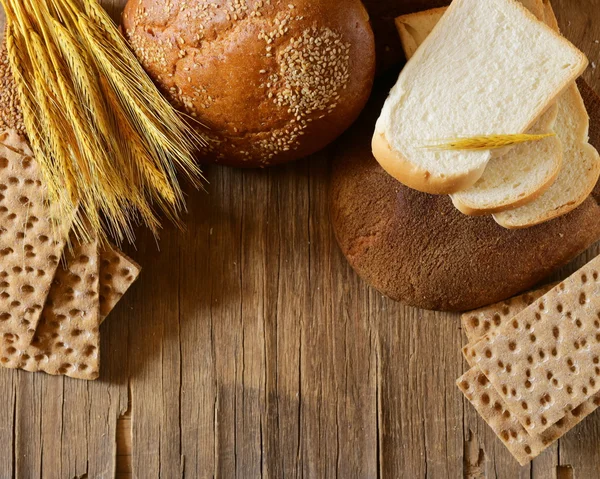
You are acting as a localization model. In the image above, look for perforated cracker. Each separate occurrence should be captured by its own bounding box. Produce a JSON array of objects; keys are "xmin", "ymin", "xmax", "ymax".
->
[
  {"xmin": 0, "ymin": 236, "xmax": 99, "ymax": 379},
  {"xmin": 0, "ymin": 129, "xmax": 73, "ymax": 350},
  {"xmin": 99, "ymin": 247, "xmax": 140, "ymax": 322},
  {"xmin": 461, "ymin": 283, "xmax": 558, "ymax": 342},
  {"xmin": 458, "ymin": 367, "xmax": 600, "ymax": 465},
  {"xmin": 464, "ymin": 255, "xmax": 600, "ymax": 434},
  {"xmin": 0, "ymin": 244, "xmax": 139, "ymax": 380}
]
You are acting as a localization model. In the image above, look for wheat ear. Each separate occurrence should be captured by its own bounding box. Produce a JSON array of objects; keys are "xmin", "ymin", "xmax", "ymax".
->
[{"xmin": 423, "ymin": 133, "xmax": 556, "ymax": 151}]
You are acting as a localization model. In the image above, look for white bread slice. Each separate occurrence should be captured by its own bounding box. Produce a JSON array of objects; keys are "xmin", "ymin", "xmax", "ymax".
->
[
  {"xmin": 395, "ymin": 3, "xmax": 564, "ymax": 215},
  {"xmin": 493, "ymin": 5, "xmax": 600, "ymax": 228},
  {"xmin": 373, "ymin": 0, "xmax": 588, "ymax": 195},
  {"xmin": 396, "ymin": 0, "xmax": 545, "ymax": 61},
  {"xmin": 451, "ymin": 118, "xmax": 563, "ymax": 215}
]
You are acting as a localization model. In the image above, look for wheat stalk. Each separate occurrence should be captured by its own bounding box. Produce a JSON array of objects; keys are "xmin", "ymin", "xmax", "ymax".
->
[
  {"xmin": 4, "ymin": 26, "xmax": 46, "ymax": 170},
  {"xmin": 79, "ymin": 19, "xmax": 201, "ymax": 184},
  {"xmin": 0, "ymin": 0, "xmax": 206, "ymax": 243},
  {"xmin": 422, "ymin": 133, "xmax": 556, "ymax": 151},
  {"xmin": 53, "ymin": 22, "xmax": 113, "ymax": 142},
  {"xmin": 99, "ymin": 75, "xmax": 171, "ymax": 231}
]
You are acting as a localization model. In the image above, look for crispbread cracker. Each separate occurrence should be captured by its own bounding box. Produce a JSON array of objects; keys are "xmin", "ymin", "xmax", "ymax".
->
[
  {"xmin": 0, "ymin": 129, "xmax": 73, "ymax": 350},
  {"xmin": 99, "ymin": 247, "xmax": 140, "ymax": 322},
  {"xmin": 457, "ymin": 367, "xmax": 600, "ymax": 465},
  {"xmin": 464, "ymin": 255, "xmax": 600, "ymax": 434},
  {"xmin": 1, "ymin": 236, "xmax": 100, "ymax": 379},
  {"xmin": 0, "ymin": 244, "xmax": 139, "ymax": 380},
  {"xmin": 461, "ymin": 283, "xmax": 558, "ymax": 342}
]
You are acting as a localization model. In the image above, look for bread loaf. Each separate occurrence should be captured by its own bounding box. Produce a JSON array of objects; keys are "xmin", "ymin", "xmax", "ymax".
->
[
  {"xmin": 331, "ymin": 74, "xmax": 600, "ymax": 311},
  {"xmin": 122, "ymin": 0, "xmax": 376, "ymax": 167}
]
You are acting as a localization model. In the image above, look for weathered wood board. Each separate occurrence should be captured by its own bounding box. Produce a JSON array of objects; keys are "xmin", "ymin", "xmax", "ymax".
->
[{"xmin": 2, "ymin": 0, "xmax": 600, "ymax": 477}]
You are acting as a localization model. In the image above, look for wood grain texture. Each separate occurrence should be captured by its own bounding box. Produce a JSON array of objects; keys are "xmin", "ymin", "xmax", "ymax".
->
[{"xmin": 1, "ymin": 0, "xmax": 600, "ymax": 478}]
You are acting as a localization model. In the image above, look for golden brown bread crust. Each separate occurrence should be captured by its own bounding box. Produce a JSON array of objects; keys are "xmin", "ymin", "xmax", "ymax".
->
[
  {"xmin": 122, "ymin": 0, "xmax": 376, "ymax": 167},
  {"xmin": 330, "ymin": 75, "xmax": 600, "ymax": 312},
  {"xmin": 372, "ymin": 128, "xmax": 488, "ymax": 194}
]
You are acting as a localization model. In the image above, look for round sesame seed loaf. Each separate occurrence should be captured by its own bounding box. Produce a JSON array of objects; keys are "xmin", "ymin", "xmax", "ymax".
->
[
  {"xmin": 331, "ymin": 76, "xmax": 600, "ymax": 312},
  {"xmin": 122, "ymin": 0, "xmax": 376, "ymax": 167}
]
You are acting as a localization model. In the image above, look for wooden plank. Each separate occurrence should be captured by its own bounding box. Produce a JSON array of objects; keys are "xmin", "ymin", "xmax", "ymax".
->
[
  {"xmin": 203, "ymin": 165, "xmax": 244, "ymax": 478},
  {"xmin": 123, "ymin": 221, "xmax": 182, "ymax": 478},
  {"xmin": 0, "ymin": 371, "xmax": 15, "ymax": 478},
  {"xmin": 235, "ymin": 168, "xmax": 268, "ymax": 478}
]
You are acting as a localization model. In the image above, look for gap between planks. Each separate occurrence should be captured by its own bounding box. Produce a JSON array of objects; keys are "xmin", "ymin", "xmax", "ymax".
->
[{"xmin": 116, "ymin": 389, "xmax": 132, "ymax": 479}]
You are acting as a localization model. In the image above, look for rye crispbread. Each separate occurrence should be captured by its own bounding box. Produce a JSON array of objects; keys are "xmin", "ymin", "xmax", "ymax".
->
[
  {"xmin": 458, "ymin": 366, "xmax": 600, "ymax": 465},
  {"xmin": 99, "ymin": 247, "xmax": 139, "ymax": 322},
  {"xmin": 464, "ymin": 255, "xmax": 600, "ymax": 435},
  {"xmin": 0, "ymin": 243, "xmax": 139, "ymax": 380},
  {"xmin": 0, "ymin": 129, "xmax": 73, "ymax": 353},
  {"xmin": 461, "ymin": 283, "xmax": 558, "ymax": 342}
]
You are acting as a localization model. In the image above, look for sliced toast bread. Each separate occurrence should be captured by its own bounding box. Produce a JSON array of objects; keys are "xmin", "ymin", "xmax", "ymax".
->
[
  {"xmin": 493, "ymin": 4, "xmax": 600, "ymax": 228},
  {"xmin": 374, "ymin": 0, "xmax": 587, "ymax": 195},
  {"xmin": 396, "ymin": 0, "xmax": 545, "ymax": 62},
  {"xmin": 397, "ymin": 2, "xmax": 564, "ymax": 215},
  {"xmin": 494, "ymin": 82, "xmax": 600, "ymax": 227},
  {"xmin": 396, "ymin": 3, "xmax": 563, "ymax": 215},
  {"xmin": 451, "ymin": 126, "xmax": 563, "ymax": 215}
]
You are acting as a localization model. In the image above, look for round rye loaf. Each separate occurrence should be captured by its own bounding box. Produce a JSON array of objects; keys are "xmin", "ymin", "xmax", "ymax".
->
[{"xmin": 330, "ymin": 77, "xmax": 600, "ymax": 312}]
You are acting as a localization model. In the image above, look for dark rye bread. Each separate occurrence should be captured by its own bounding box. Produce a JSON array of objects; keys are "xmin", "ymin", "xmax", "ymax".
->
[
  {"xmin": 122, "ymin": 0, "xmax": 375, "ymax": 167},
  {"xmin": 330, "ymin": 76, "xmax": 600, "ymax": 312}
]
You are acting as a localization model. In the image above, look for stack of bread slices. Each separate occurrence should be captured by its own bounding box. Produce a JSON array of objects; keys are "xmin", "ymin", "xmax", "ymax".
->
[{"xmin": 373, "ymin": 0, "xmax": 600, "ymax": 229}]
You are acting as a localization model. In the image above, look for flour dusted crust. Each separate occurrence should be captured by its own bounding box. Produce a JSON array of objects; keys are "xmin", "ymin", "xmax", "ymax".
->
[{"xmin": 122, "ymin": 0, "xmax": 376, "ymax": 167}]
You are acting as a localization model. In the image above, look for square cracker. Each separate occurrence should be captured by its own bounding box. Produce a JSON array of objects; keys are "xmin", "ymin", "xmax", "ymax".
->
[
  {"xmin": 0, "ymin": 129, "xmax": 72, "ymax": 350},
  {"xmin": 461, "ymin": 283, "xmax": 558, "ymax": 343},
  {"xmin": 1, "ymin": 235, "xmax": 100, "ymax": 379},
  {"xmin": 464, "ymin": 255, "xmax": 600, "ymax": 435},
  {"xmin": 0, "ymin": 243, "xmax": 139, "ymax": 380},
  {"xmin": 457, "ymin": 367, "xmax": 600, "ymax": 465},
  {"xmin": 98, "ymin": 247, "xmax": 140, "ymax": 322},
  {"xmin": 460, "ymin": 284, "xmax": 600, "ymax": 465}
]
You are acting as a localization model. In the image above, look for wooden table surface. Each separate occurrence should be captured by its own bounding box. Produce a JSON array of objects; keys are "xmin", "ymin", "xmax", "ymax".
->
[{"xmin": 2, "ymin": 0, "xmax": 600, "ymax": 478}]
